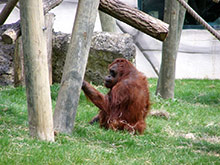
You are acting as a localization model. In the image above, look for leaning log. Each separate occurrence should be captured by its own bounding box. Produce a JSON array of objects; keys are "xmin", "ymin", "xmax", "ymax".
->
[
  {"xmin": 53, "ymin": 0, "xmax": 100, "ymax": 134},
  {"xmin": 0, "ymin": 0, "xmax": 19, "ymax": 25},
  {"xmin": 43, "ymin": 0, "xmax": 63, "ymax": 14},
  {"xmin": 99, "ymin": 0, "xmax": 169, "ymax": 41},
  {"xmin": 1, "ymin": 0, "xmax": 63, "ymax": 44}
]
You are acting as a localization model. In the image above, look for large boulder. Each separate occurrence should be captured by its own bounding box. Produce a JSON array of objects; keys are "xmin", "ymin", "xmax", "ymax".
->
[
  {"xmin": 52, "ymin": 32, "xmax": 70, "ymax": 83},
  {"xmin": 52, "ymin": 32, "xmax": 136, "ymax": 85}
]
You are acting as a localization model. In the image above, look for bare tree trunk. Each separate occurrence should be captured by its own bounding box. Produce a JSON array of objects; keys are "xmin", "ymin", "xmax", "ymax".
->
[
  {"xmin": 53, "ymin": 0, "xmax": 100, "ymax": 134},
  {"xmin": 156, "ymin": 0, "xmax": 188, "ymax": 99},
  {"xmin": 99, "ymin": 11, "xmax": 117, "ymax": 32},
  {"xmin": 44, "ymin": 13, "xmax": 55, "ymax": 85},
  {"xmin": 0, "ymin": 0, "xmax": 19, "ymax": 25},
  {"xmin": 14, "ymin": 37, "xmax": 24, "ymax": 87},
  {"xmin": 20, "ymin": 0, "xmax": 54, "ymax": 141},
  {"xmin": 13, "ymin": 13, "xmax": 55, "ymax": 87}
]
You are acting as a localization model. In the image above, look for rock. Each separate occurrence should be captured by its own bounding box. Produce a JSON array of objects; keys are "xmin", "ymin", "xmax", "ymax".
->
[
  {"xmin": 0, "ymin": 47, "xmax": 14, "ymax": 86},
  {"xmin": 52, "ymin": 31, "xmax": 136, "ymax": 85},
  {"xmin": 85, "ymin": 32, "xmax": 135, "ymax": 85},
  {"xmin": 0, "ymin": 24, "xmax": 15, "ymax": 86},
  {"xmin": 52, "ymin": 32, "xmax": 70, "ymax": 83},
  {"xmin": 149, "ymin": 110, "xmax": 170, "ymax": 120}
]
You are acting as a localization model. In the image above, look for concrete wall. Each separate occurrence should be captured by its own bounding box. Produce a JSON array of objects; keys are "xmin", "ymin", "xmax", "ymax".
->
[{"xmin": 136, "ymin": 29, "xmax": 220, "ymax": 79}]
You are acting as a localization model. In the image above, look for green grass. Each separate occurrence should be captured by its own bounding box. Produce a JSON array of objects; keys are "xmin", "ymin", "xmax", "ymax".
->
[{"xmin": 0, "ymin": 79, "xmax": 220, "ymax": 165}]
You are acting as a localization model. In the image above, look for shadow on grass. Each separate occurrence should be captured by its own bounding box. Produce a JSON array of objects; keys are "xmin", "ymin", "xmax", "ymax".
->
[
  {"xmin": 0, "ymin": 106, "xmax": 27, "ymax": 126},
  {"xmin": 177, "ymin": 136, "xmax": 220, "ymax": 156},
  {"xmin": 174, "ymin": 79, "xmax": 220, "ymax": 106},
  {"xmin": 177, "ymin": 92, "xmax": 220, "ymax": 106},
  {"xmin": 193, "ymin": 141, "xmax": 220, "ymax": 155}
]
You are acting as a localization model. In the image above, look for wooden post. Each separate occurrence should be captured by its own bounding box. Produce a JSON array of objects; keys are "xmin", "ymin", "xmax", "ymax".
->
[
  {"xmin": 99, "ymin": 11, "xmax": 117, "ymax": 32},
  {"xmin": 156, "ymin": 0, "xmax": 188, "ymax": 99},
  {"xmin": 20, "ymin": 0, "xmax": 54, "ymax": 141},
  {"xmin": 13, "ymin": 13, "xmax": 55, "ymax": 86},
  {"xmin": 53, "ymin": 0, "xmax": 100, "ymax": 134},
  {"xmin": 44, "ymin": 13, "xmax": 55, "ymax": 85},
  {"xmin": 14, "ymin": 37, "xmax": 25, "ymax": 87}
]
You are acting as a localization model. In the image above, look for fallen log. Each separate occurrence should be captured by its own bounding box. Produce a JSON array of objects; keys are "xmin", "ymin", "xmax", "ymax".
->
[
  {"xmin": 99, "ymin": 0, "xmax": 169, "ymax": 41},
  {"xmin": 2, "ymin": 21, "xmax": 20, "ymax": 44},
  {"xmin": 1, "ymin": 0, "xmax": 63, "ymax": 44}
]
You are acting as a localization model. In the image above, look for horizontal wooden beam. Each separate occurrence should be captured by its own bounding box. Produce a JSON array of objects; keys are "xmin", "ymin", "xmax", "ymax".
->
[{"xmin": 99, "ymin": 0, "xmax": 169, "ymax": 41}]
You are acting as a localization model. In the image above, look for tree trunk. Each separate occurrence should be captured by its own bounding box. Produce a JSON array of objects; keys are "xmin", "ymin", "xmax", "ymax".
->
[
  {"xmin": 14, "ymin": 37, "xmax": 24, "ymax": 87},
  {"xmin": 44, "ymin": 13, "xmax": 55, "ymax": 85},
  {"xmin": 53, "ymin": 0, "xmax": 100, "ymax": 134},
  {"xmin": 156, "ymin": 0, "xmax": 188, "ymax": 99},
  {"xmin": 99, "ymin": 11, "xmax": 117, "ymax": 32},
  {"xmin": 20, "ymin": 0, "xmax": 54, "ymax": 141},
  {"xmin": 13, "ymin": 13, "xmax": 55, "ymax": 87},
  {"xmin": 0, "ymin": 0, "xmax": 19, "ymax": 25},
  {"xmin": 99, "ymin": 0, "xmax": 169, "ymax": 41}
]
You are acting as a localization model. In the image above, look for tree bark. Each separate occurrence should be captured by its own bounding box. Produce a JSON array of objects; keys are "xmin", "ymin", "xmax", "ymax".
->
[
  {"xmin": 99, "ymin": 0, "xmax": 169, "ymax": 41},
  {"xmin": 1, "ymin": 21, "xmax": 20, "ymax": 44},
  {"xmin": 1, "ymin": 0, "xmax": 62, "ymax": 44},
  {"xmin": 53, "ymin": 0, "xmax": 100, "ymax": 134},
  {"xmin": 43, "ymin": 0, "xmax": 63, "ymax": 14},
  {"xmin": 0, "ymin": 0, "xmax": 19, "ymax": 25},
  {"xmin": 13, "ymin": 13, "xmax": 55, "ymax": 86},
  {"xmin": 156, "ymin": 0, "xmax": 188, "ymax": 99},
  {"xmin": 44, "ymin": 13, "xmax": 55, "ymax": 85},
  {"xmin": 20, "ymin": 0, "xmax": 54, "ymax": 141},
  {"xmin": 14, "ymin": 37, "xmax": 24, "ymax": 87},
  {"xmin": 99, "ymin": 11, "xmax": 117, "ymax": 32}
]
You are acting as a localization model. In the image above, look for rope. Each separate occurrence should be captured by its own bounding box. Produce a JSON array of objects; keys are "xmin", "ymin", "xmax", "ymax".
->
[{"xmin": 176, "ymin": 0, "xmax": 220, "ymax": 41}]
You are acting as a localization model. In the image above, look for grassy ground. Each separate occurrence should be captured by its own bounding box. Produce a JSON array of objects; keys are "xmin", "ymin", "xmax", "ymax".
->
[{"xmin": 0, "ymin": 79, "xmax": 220, "ymax": 165}]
